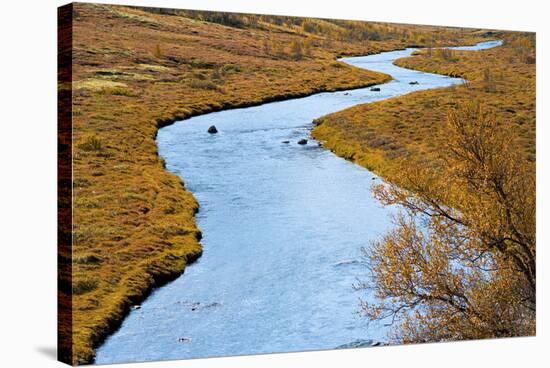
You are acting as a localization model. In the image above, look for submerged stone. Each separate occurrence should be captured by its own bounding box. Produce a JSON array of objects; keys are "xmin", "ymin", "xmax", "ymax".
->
[{"xmin": 336, "ymin": 339, "xmax": 374, "ymax": 349}]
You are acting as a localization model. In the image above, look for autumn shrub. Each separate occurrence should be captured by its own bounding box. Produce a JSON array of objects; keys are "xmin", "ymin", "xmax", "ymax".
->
[
  {"xmin": 78, "ymin": 135, "xmax": 103, "ymax": 152},
  {"xmin": 108, "ymin": 87, "xmax": 138, "ymax": 97},
  {"xmin": 482, "ymin": 68, "xmax": 497, "ymax": 92},
  {"xmin": 220, "ymin": 63, "xmax": 242, "ymax": 74},
  {"xmin": 153, "ymin": 43, "xmax": 162, "ymax": 58},
  {"xmin": 509, "ymin": 34, "xmax": 536, "ymax": 64},
  {"xmin": 189, "ymin": 79, "xmax": 222, "ymax": 91},
  {"xmin": 359, "ymin": 102, "xmax": 535, "ymax": 342},
  {"xmin": 188, "ymin": 59, "xmax": 215, "ymax": 69},
  {"xmin": 435, "ymin": 47, "xmax": 456, "ymax": 61},
  {"xmin": 192, "ymin": 11, "xmax": 246, "ymax": 28},
  {"xmin": 291, "ymin": 41, "xmax": 303, "ymax": 60},
  {"xmin": 73, "ymin": 254, "xmax": 102, "ymax": 265},
  {"xmin": 73, "ymin": 278, "xmax": 99, "ymax": 295},
  {"xmin": 263, "ymin": 39, "xmax": 272, "ymax": 55}
]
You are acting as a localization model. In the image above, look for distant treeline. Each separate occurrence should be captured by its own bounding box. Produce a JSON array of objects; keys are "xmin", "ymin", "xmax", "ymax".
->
[{"xmin": 135, "ymin": 6, "xmax": 483, "ymax": 46}]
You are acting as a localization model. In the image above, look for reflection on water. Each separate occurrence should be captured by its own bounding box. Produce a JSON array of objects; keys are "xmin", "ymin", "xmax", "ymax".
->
[{"xmin": 94, "ymin": 40, "xmax": 502, "ymax": 365}]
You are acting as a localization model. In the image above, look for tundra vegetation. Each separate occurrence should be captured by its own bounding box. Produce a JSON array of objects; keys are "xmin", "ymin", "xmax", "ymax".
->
[
  {"xmin": 63, "ymin": 3, "xmax": 492, "ymax": 364},
  {"xmin": 313, "ymin": 33, "xmax": 535, "ymax": 341}
]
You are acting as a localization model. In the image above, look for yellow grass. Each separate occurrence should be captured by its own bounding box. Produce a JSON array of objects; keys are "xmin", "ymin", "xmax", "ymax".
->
[
  {"xmin": 312, "ymin": 32, "xmax": 535, "ymax": 184},
  {"xmin": 63, "ymin": 3, "xmax": 488, "ymax": 364}
]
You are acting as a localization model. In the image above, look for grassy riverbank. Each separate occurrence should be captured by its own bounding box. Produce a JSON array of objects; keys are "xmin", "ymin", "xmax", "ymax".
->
[
  {"xmin": 63, "ymin": 3, "xmax": 486, "ymax": 364},
  {"xmin": 312, "ymin": 32, "xmax": 535, "ymax": 183}
]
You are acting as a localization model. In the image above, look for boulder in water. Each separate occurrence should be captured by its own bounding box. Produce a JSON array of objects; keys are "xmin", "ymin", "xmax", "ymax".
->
[
  {"xmin": 333, "ymin": 259, "xmax": 360, "ymax": 267},
  {"xmin": 207, "ymin": 125, "xmax": 218, "ymax": 134},
  {"xmin": 204, "ymin": 302, "xmax": 221, "ymax": 309},
  {"xmin": 297, "ymin": 139, "xmax": 308, "ymax": 145},
  {"xmin": 336, "ymin": 339, "xmax": 374, "ymax": 349}
]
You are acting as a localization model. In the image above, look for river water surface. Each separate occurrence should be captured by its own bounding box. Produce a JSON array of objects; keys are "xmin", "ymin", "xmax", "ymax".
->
[{"xmin": 95, "ymin": 40, "xmax": 502, "ymax": 364}]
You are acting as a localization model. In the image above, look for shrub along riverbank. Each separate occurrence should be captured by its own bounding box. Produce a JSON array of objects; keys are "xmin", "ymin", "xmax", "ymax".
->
[{"xmin": 63, "ymin": 3, "xmax": 485, "ymax": 364}]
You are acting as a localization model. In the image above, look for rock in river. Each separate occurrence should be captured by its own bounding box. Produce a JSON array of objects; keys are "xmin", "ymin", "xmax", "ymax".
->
[
  {"xmin": 370, "ymin": 87, "xmax": 381, "ymax": 92},
  {"xmin": 336, "ymin": 339, "xmax": 374, "ymax": 349},
  {"xmin": 297, "ymin": 139, "xmax": 308, "ymax": 145},
  {"xmin": 207, "ymin": 125, "xmax": 218, "ymax": 134},
  {"xmin": 333, "ymin": 259, "xmax": 360, "ymax": 267}
]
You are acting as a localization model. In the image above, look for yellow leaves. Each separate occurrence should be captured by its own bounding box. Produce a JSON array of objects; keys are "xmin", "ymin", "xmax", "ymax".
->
[{"xmin": 362, "ymin": 101, "xmax": 535, "ymax": 343}]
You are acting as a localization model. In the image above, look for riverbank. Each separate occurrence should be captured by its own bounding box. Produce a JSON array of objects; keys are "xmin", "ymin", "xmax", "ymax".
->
[
  {"xmin": 64, "ymin": 4, "xmax": 486, "ymax": 364},
  {"xmin": 312, "ymin": 32, "xmax": 535, "ymax": 186}
]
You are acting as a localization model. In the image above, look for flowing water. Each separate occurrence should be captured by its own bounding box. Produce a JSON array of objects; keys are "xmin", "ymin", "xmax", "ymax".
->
[{"xmin": 95, "ymin": 40, "xmax": 502, "ymax": 364}]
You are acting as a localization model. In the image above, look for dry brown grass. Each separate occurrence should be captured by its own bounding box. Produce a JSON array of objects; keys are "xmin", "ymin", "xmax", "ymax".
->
[
  {"xmin": 312, "ymin": 32, "xmax": 535, "ymax": 183},
  {"xmin": 64, "ymin": 3, "xmax": 486, "ymax": 364}
]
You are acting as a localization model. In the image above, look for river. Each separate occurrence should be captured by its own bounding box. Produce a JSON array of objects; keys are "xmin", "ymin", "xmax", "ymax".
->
[{"xmin": 94, "ymin": 40, "xmax": 502, "ymax": 365}]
